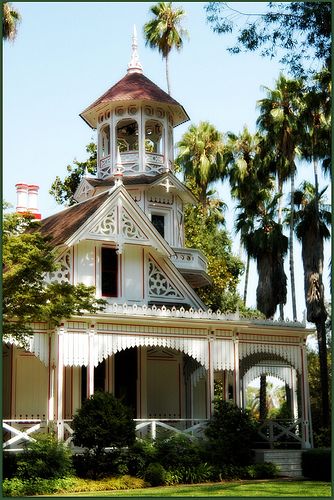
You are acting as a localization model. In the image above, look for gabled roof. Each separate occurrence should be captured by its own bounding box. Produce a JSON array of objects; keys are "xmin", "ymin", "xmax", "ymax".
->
[
  {"xmin": 80, "ymin": 72, "xmax": 189, "ymax": 129},
  {"xmin": 39, "ymin": 191, "xmax": 110, "ymax": 246},
  {"xmin": 39, "ymin": 185, "xmax": 174, "ymax": 257},
  {"xmin": 74, "ymin": 173, "xmax": 197, "ymax": 205}
]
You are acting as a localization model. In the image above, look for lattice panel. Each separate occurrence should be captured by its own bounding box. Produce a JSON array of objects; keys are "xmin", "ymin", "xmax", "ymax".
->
[
  {"xmin": 99, "ymin": 156, "xmax": 111, "ymax": 179},
  {"xmin": 46, "ymin": 249, "xmax": 71, "ymax": 284},
  {"xmin": 148, "ymin": 259, "xmax": 184, "ymax": 299}
]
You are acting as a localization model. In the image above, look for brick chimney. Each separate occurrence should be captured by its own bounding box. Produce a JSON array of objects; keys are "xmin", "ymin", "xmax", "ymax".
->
[{"xmin": 15, "ymin": 183, "xmax": 41, "ymax": 219}]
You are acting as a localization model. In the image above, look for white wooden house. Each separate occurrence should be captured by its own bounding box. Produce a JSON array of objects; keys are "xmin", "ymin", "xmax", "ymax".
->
[{"xmin": 3, "ymin": 31, "xmax": 313, "ymax": 450}]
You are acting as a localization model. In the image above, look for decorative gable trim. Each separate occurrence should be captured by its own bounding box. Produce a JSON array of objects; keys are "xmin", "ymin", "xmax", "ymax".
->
[
  {"xmin": 148, "ymin": 256, "xmax": 184, "ymax": 300},
  {"xmin": 45, "ymin": 248, "xmax": 72, "ymax": 284},
  {"xmin": 73, "ymin": 178, "xmax": 95, "ymax": 202},
  {"xmin": 66, "ymin": 186, "xmax": 173, "ymax": 256}
]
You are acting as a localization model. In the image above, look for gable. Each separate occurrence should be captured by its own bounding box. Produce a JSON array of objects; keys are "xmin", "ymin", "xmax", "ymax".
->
[{"xmin": 66, "ymin": 185, "xmax": 173, "ymax": 256}]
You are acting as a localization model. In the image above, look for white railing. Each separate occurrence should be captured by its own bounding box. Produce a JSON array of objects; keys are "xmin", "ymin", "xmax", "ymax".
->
[
  {"xmin": 171, "ymin": 248, "xmax": 208, "ymax": 273},
  {"xmin": 257, "ymin": 419, "xmax": 303, "ymax": 448},
  {"xmin": 3, "ymin": 418, "xmax": 308, "ymax": 451},
  {"xmin": 134, "ymin": 419, "xmax": 208, "ymax": 440},
  {"xmin": 3, "ymin": 419, "xmax": 45, "ymax": 450}
]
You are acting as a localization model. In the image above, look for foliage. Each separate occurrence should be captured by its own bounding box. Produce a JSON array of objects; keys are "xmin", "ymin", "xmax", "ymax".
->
[
  {"xmin": 72, "ymin": 391, "xmax": 136, "ymax": 456},
  {"xmin": 49, "ymin": 142, "xmax": 97, "ymax": 206},
  {"xmin": 176, "ymin": 121, "xmax": 226, "ymax": 206},
  {"xmin": 205, "ymin": 2, "xmax": 331, "ymax": 77},
  {"xmin": 2, "ymin": 1, "xmax": 21, "ymax": 42},
  {"xmin": 16, "ymin": 433, "xmax": 73, "ymax": 480},
  {"xmin": 204, "ymin": 400, "xmax": 258, "ymax": 466},
  {"xmin": 302, "ymin": 448, "xmax": 331, "ymax": 481},
  {"xmin": 2, "ymin": 475, "xmax": 146, "ymax": 497},
  {"xmin": 143, "ymin": 2, "xmax": 188, "ymax": 94},
  {"xmin": 2, "ymin": 209, "xmax": 106, "ymax": 343},
  {"xmin": 2, "ymin": 452, "xmax": 18, "ymax": 479},
  {"xmin": 184, "ymin": 187, "xmax": 254, "ymax": 316},
  {"xmin": 144, "ymin": 462, "xmax": 167, "ymax": 486},
  {"xmin": 154, "ymin": 434, "xmax": 203, "ymax": 469}
]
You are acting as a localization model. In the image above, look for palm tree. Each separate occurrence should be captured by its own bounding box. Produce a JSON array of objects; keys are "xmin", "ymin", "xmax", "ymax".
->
[
  {"xmin": 244, "ymin": 194, "xmax": 288, "ymax": 319},
  {"xmin": 257, "ymin": 74, "xmax": 304, "ymax": 321},
  {"xmin": 294, "ymin": 181, "xmax": 331, "ymax": 427},
  {"xmin": 226, "ymin": 127, "xmax": 274, "ymax": 304},
  {"xmin": 176, "ymin": 121, "xmax": 226, "ymax": 208},
  {"xmin": 144, "ymin": 2, "xmax": 188, "ymax": 95},
  {"xmin": 2, "ymin": 1, "xmax": 21, "ymax": 41}
]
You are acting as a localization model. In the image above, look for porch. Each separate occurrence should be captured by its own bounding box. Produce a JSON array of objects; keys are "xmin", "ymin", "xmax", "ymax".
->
[{"xmin": 3, "ymin": 416, "xmax": 308, "ymax": 452}]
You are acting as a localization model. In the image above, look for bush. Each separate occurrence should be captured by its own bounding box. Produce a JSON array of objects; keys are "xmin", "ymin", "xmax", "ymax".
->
[
  {"xmin": 144, "ymin": 462, "xmax": 167, "ymax": 486},
  {"xmin": 302, "ymin": 448, "xmax": 331, "ymax": 481},
  {"xmin": 15, "ymin": 433, "xmax": 73, "ymax": 480},
  {"xmin": 3, "ymin": 452, "xmax": 18, "ymax": 479},
  {"xmin": 72, "ymin": 391, "xmax": 136, "ymax": 454},
  {"xmin": 204, "ymin": 400, "xmax": 258, "ymax": 466},
  {"xmin": 154, "ymin": 434, "xmax": 203, "ymax": 469},
  {"xmin": 2, "ymin": 475, "xmax": 146, "ymax": 497},
  {"xmin": 166, "ymin": 463, "xmax": 215, "ymax": 484}
]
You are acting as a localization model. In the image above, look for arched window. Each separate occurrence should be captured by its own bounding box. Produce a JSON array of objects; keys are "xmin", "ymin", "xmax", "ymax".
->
[
  {"xmin": 100, "ymin": 125, "xmax": 110, "ymax": 158},
  {"xmin": 145, "ymin": 120, "xmax": 163, "ymax": 154},
  {"xmin": 116, "ymin": 119, "xmax": 139, "ymax": 152}
]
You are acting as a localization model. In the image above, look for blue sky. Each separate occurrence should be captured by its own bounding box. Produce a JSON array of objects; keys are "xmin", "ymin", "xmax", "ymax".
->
[{"xmin": 3, "ymin": 2, "xmax": 331, "ymax": 321}]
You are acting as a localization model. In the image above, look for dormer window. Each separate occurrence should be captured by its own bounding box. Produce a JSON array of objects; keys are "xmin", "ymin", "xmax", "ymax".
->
[{"xmin": 151, "ymin": 214, "xmax": 165, "ymax": 238}]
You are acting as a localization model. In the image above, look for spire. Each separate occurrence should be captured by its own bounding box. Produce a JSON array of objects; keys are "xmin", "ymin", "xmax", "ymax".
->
[{"xmin": 127, "ymin": 25, "xmax": 143, "ymax": 74}]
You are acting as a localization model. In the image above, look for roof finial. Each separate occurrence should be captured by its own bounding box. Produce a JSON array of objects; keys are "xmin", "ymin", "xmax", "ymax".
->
[{"xmin": 127, "ymin": 25, "xmax": 143, "ymax": 74}]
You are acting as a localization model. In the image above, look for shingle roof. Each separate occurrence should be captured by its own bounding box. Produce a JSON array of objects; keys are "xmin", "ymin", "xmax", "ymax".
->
[
  {"xmin": 80, "ymin": 72, "xmax": 189, "ymax": 128},
  {"xmin": 39, "ymin": 191, "xmax": 110, "ymax": 246}
]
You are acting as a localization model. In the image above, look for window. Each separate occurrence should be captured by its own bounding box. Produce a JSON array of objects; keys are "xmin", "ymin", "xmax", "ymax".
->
[
  {"xmin": 151, "ymin": 214, "xmax": 165, "ymax": 238},
  {"xmin": 101, "ymin": 247, "xmax": 118, "ymax": 297},
  {"xmin": 145, "ymin": 120, "xmax": 163, "ymax": 153},
  {"xmin": 116, "ymin": 119, "xmax": 139, "ymax": 152}
]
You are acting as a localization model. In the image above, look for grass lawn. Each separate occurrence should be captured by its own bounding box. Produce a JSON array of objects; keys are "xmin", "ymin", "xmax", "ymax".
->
[{"xmin": 54, "ymin": 479, "xmax": 332, "ymax": 497}]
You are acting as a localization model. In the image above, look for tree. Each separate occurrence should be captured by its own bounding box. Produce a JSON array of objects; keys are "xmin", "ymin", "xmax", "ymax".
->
[
  {"xmin": 257, "ymin": 74, "xmax": 304, "ymax": 320},
  {"xmin": 176, "ymin": 121, "xmax": 226, "ymax": 208},
  {"xmin": 225, "ymin": 127, "xmax": 274, "ymax": 304},
  {"xmin": 205, "ymin": 2, "xmax": 331, "ymax": 77},
  {"xmin": 49, "ymin": 142, "xmax": 97, "ymax": 206},
  {"xmin": 72, "ymin": 391, "xmax": 136, "ymax": 455},
  {"xmin": 144, "ymin": 2, "xmax": 188, "ymax": 95},
  {"xmin": 294, "ymin": 182, "xmax": 331, "ymax": 427},
  {"xmin": 3, "ymin": 209, "xmax": 106, "ymax": 344},
  {"xmin": 2, "ymin": 1, "xmax": 21, "ymax": 42},
  {"xmin": 243, "ymin": 194, "xmax": 288, "ymax": 319}
]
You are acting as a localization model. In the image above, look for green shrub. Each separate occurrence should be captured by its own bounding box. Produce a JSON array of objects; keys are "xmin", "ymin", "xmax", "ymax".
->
[
  {"xmin": 204, "ymin": 400, "xmax": 258, "ymax": 466},
  {"xmin": 2, "ymin": 452, "xmax": 18, "ymax": 479},
  {"xmin": 154, "ymin": 434, "xmax": 203, "ymax": 469},
  {"xmin": 72, "ymin": 391, "xmax": 136, "ymax": 455},
  {"xmin": 251, "ymin": 462, "xmax": 279, "ymax": 479},
  {"xmin": 123, "ymin": 439, "xmax": 156, "ymax": 477},
  {"xmin": 302, "ymin": 448, "xmax": 331, "ymax": 481},
  {"xmin": 2, "ymin": 475, "xmax": 146, "ymax": 497},
  {"xmin": 169, "ymin": 463, "xmax": 215, "ymax": 484},
  {"xmin": 16, "ymin": 433, "xmax": 73, "ymax": 480},
  {"xmin": 144, "ymin": 462, "xmax": 167, "ymax": 486}
]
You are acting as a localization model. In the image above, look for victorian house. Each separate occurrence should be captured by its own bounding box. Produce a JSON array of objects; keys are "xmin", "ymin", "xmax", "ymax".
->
[{"xmin": 3, "ymin": 31, "xmax": 313, "ymax": 451}]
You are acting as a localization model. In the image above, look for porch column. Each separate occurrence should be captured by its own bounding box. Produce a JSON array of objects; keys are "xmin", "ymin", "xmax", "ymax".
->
[
  {"xmin": 87, "ymin": 324, "xmax": 95, "ymax": 397},
  {"xmin": 291, "ymin": 368, "xmax": 298, "ymax": 420},
  {"xmin": 47, "ymin": 332, "xmax": 56, "ymax": 423},
  {"xmin": 233, "ymin": 332, "xmax": 240, "ymax": 406},
  {"xmin": 207, "ymin": 333, "xmax": 215, "ymax": 417},
  {"xmin": 300, "ymin": 340, "xmax": 312, "ymax": 448},
  {"xmin": 56, "ymin": 324, "xmax": 64, "ymax": 441}
]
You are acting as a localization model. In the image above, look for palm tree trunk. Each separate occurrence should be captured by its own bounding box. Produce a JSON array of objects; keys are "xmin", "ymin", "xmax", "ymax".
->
[
  {"xmin": 289, "ymin": 173, "xmax": 297, "ymax": 321},
  {"xmin": 259, "ymin": 375, "xmax": 267, "ymax": 421},
  {"xmin": 165, "ymin": 53, "xmax": 171, "ymax": 95},
  {"xmin": 277, "ymin": 176, "xmax": 285, "ymax": 320},
  {"xmin": 315, "ymin": 318, "xmax": 330, "ymax": 427},
  {"xmin": 243, "ymin": 253, "xmax": 250, "ymax": 305}
]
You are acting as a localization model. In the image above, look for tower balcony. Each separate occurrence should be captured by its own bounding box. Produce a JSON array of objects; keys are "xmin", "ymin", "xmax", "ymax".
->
[
  {"xmin": 171, "ymin": 247, "xmax": 211, "ymax": 288},
  {"xmin": 99, "ymin": 152, "xmax": 173, "ymax": 179}
]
